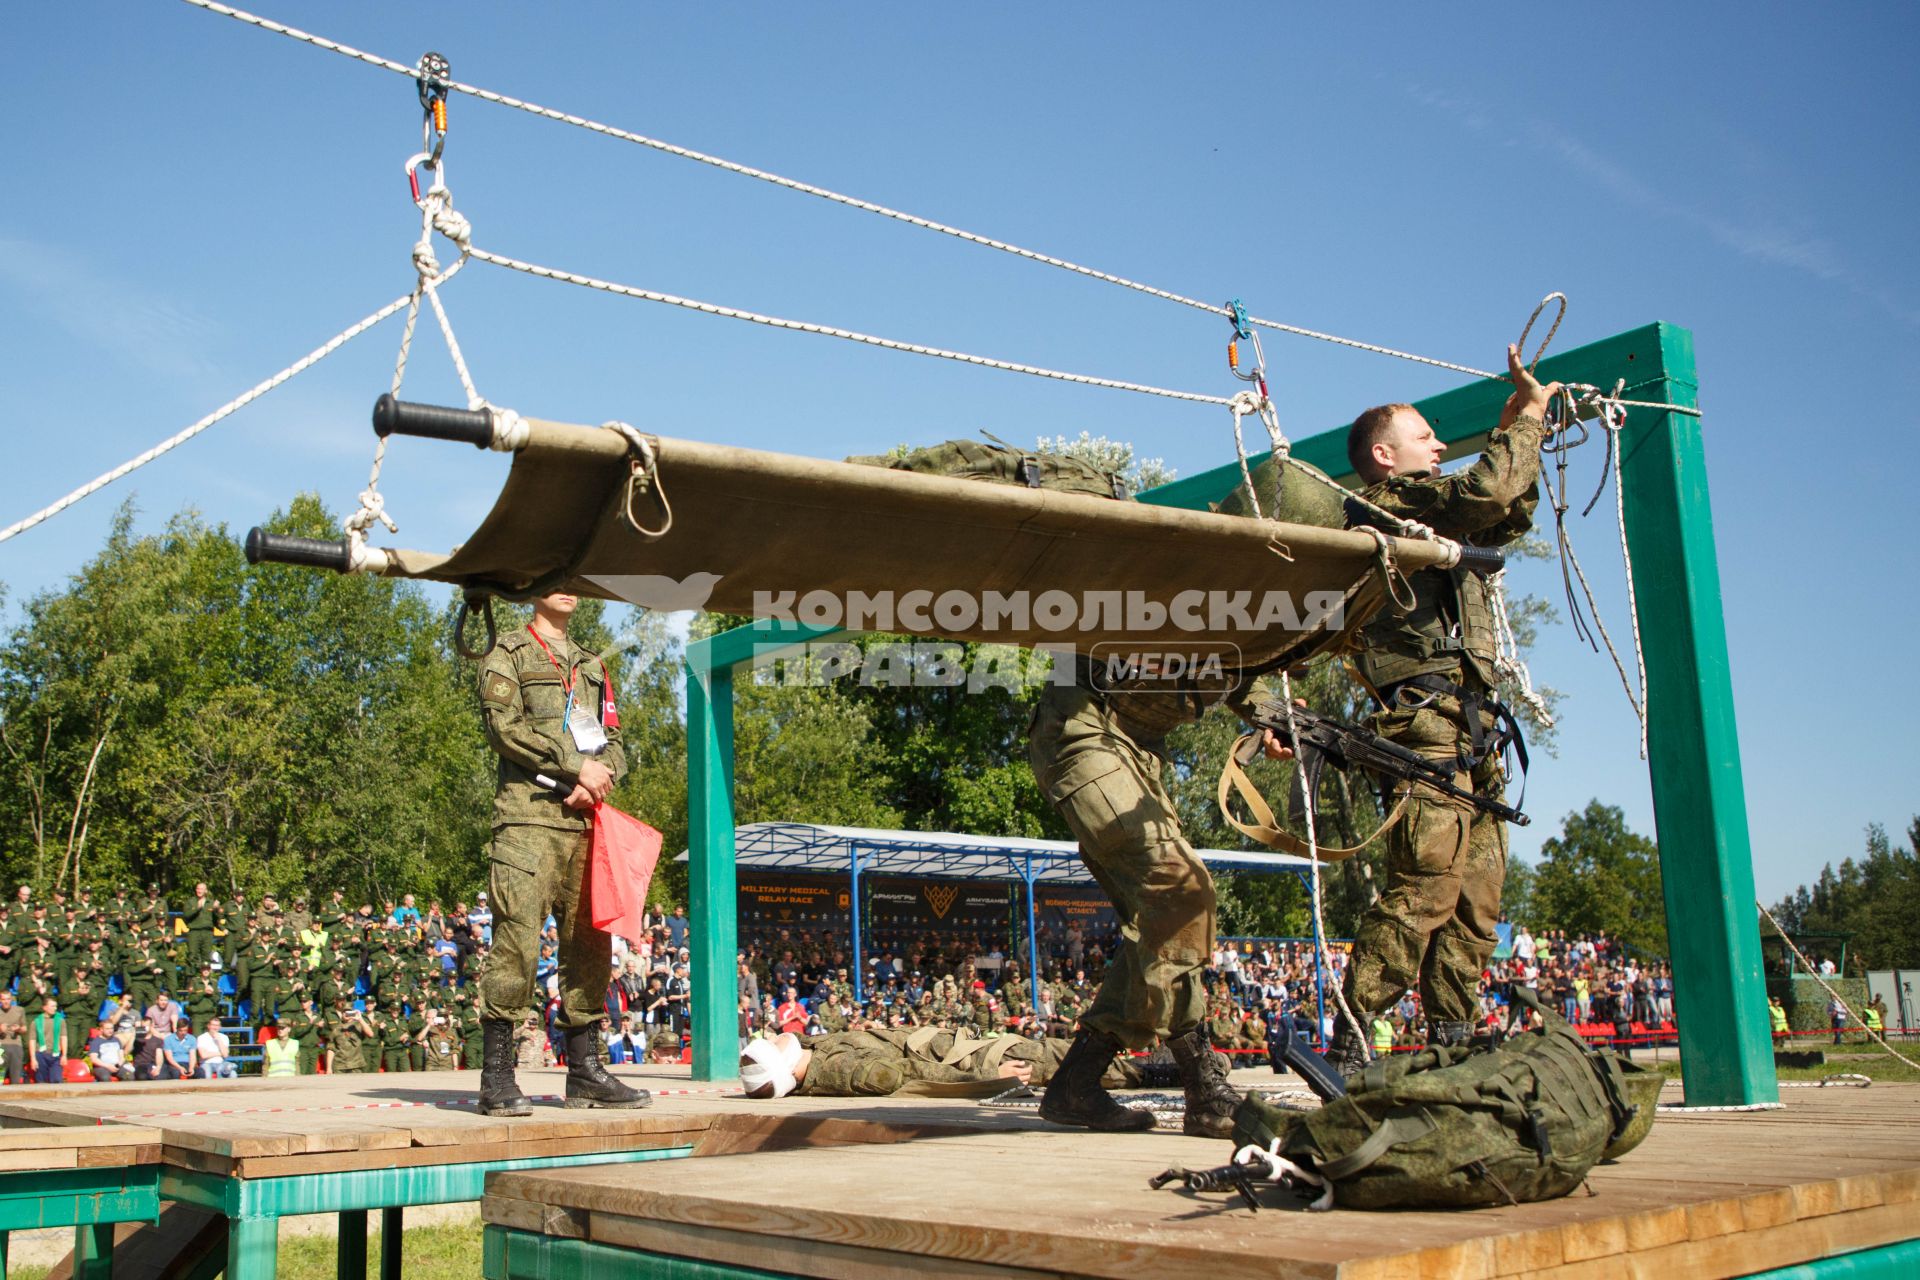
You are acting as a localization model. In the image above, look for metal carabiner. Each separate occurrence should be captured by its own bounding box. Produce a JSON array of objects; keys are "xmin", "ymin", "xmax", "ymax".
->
[
  {"xmin": 1224, "ymin": 300, "xmax": 1269, "ymax": 395},
  {"xmin": 406, "ymin": 152, "xmax": 448, "ymax": 209},
  {"xmin": 421, "ymin": 105, "xmax": 449, "ymax": 166}
]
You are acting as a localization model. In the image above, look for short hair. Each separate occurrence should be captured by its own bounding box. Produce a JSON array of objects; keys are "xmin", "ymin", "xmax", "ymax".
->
[{"xmin": 1347, "ymin": 403, "xmax": 1415, "ymax": 480}]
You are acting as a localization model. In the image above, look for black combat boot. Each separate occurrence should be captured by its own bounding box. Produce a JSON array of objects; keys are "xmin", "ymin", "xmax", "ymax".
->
[
  {"xmin": 1038, "ymin": 1029, "xmax": 1155, "ymax": 1132},
  {"xmin": 562, "ymin": 1026, "xmax": 652, "ymax": 1109},
  {"xmin": 478, "ymin": 1019, "xmax": 533, "ymax": 1118},
  {"xmin": 1324, "ymin": 1013, "xmax": 1371, "ymax": 1080},
  {"xmin": 1169, "ymin": 1026, "xmax": 1240, "ymax": 1139}
]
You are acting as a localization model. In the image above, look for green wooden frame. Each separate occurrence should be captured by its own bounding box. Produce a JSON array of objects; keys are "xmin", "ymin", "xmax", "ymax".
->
[
  {"xmin": 684, "ymin": 322, "xmax": 1776, "ymax": 1106},
  {"xmin": 0, "ymin": 1166, "xmax": 161, "ymax": 1280},
  {"xmin": 485, "ymin": 1225, "xmax": 788, "ymax": 1280},
  {"xmin": 160, "ymin": 1146, "xmax": 692, "ymax": 1280},
  {"xmin": 483, "ymin": 1224, "xmax": 1920, "ymax": 1279}
]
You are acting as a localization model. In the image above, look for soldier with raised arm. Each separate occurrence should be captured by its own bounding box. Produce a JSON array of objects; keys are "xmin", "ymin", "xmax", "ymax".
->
[{"xmin": 1324, "ymin": 344, "xmax": 1557, "ymax": 1075}]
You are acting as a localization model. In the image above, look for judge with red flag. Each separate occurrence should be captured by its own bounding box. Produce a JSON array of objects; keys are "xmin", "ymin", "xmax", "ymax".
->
[{"xmin": 473, "ymin": 591, "xmax": 650, "ymax": 1116}]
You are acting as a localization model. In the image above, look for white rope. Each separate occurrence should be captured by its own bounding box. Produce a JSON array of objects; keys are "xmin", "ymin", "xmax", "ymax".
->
[
  {"xmin": 1543, "ymin": 385, "xmax": 1649, "ymax": 745},
  {"xmin": 1227, "ymin": 391, "xmax": 1440, "ymax": 543},
  {"xmin": 1235, "ymin": 1140, "xmax": 1335, "ymax": 1212},
  {"xmin": 1757, "ymin": 899, "xmax": 1920, "ymax": 1071},
  {"xmin": 1488, "ymin": 570, "xmax": 1555, "ymax": 729},
  {"xmin": 0, "ymin": 291, "xmax": 418, "ymax": 545},
  {"xmin": 344, "ymin": 185, "xmax": 482, "ymax": 557},
  {"xmin": 465, "ymin": 245, "xmax": 1230, "ymax": 404},
  {"xmin": 1279, "ymin": 671, "xmax": 1372, "ymax": 1064},
  {"xmin": 1228, "ymin": 393, "xmax": 1267, "ymax": 519},
  {"xmin": 1601, "ymin": 383, "xmax": 1651, "ymax": 759},
  {"xmin": 178, "ymin": 1, "xmax": 1708, "ymax": 414}
]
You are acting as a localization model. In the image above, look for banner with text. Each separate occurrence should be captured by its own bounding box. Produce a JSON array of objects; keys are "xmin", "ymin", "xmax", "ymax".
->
[{"xmin": 737, "ymin": 872, "xmax": 853, "ymax": 935}]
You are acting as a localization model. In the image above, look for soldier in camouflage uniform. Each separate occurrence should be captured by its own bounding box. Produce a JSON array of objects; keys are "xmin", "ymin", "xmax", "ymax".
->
[
  {"xmin": 453, "ymin": 991, "xmax": 485, "ymax": 1069},
  {"xmin": 0, "ymin": 906, "xmax": 17, "ymax": 992},
  {"xmin": 1028, "ymin": 657, "xmax": 1291, "ymax": 1137},
  {"xmin": 374, "ymin": 999, "xmax": 412, "ymax": 1073},
  {"xmin": 1205, "ymin": 998, "xmax": 1240, "ymax": 1052},
  {"xmin": 474, "ymin": 592, "xmax": 647, "ymax": 1115},
  {"xmin": 421, "ymin": 1010, "xmax": 459, "ymax": 1071},
  {"xmin": 185, "ymin": 972, "xmax": 221, "ymax": 1033},
  {"xmin": 290, "ymin": 999, "xmax": 325, "ymax": 1076},
  {"xmin": 179, "ymin": 884, "xmax": 222, "ymax": 973},
  {"xmin": 741, "ymin": 1026, "xmax": 1155, "ymax": 1099},
  {"xmin": 1325, "ymin": 344, "xmax": 1555, "ymax": 1076},
  {"xmin": 326, "ymin": 997, "xmax": 372, "ymax": 1074}
]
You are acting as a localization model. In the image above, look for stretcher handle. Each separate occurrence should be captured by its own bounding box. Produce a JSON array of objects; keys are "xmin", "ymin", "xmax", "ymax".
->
[
  {"xmin": 244, "ymin": 528, "xmax": 353, "ymax": 573},
  {"xmin": 372, "ymin": 394, "xmax": 493, "ymax": 447},
  {"xmin": 1454, "ymin": 545, "xmax": 1506, "ymax": 575}
]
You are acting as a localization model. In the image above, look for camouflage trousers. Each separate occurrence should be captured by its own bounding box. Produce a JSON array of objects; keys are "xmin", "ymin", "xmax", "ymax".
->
[
  {"xmin": 478, "ymin": 823, "xmax": 611, "ymax": 1030},
  {"xmin": 1029, "ymin": 685, "xmax": 1215, "ymax": 1050},
  {"xmin": 1344, "ymin": 699, "xmax": 1508, "ymax": 1024}
]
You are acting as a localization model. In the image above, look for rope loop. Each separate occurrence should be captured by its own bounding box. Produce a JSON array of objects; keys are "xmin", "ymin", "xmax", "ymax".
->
[
  {"xmin": 454, "ymin": 593, "xmax": 498, "ymax": 660},
  {"xmin": 608, "ymin": 421, "xmax": 674, "ymax": 538},
  {"xmin": 1518, "ymin": 292, "xmax": 1567, "ymax": 372},
  {"xmin": 1356, "ymin": 525, "xmax": 1417, "ymax": 613}
]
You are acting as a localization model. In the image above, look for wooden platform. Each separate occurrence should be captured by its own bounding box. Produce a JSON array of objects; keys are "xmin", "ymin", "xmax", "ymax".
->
[
  {"xmin": 0, "ymin": 1065, "xmax": 1019, "ymax": 1180},
  {"xmin": 0, "ymin": 1063, "xmax": 1048, "ymax": 1280},
  {"xmin": 481, "ymin": 1079, "xmax": 1920, "ymax": 1280}
]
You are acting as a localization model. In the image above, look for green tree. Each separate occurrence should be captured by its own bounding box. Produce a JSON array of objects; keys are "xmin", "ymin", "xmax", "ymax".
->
[
  {"xmin": 1770, "ymin": 819, "xmax": 1920, "ymax": 970},
  {"xmin": 0, "ymin": 496, "xmax": 499, "ymax": 904},
  {"xmin": 1530, "ymin": 801, "xmax": 1666, "ymax": 955}
]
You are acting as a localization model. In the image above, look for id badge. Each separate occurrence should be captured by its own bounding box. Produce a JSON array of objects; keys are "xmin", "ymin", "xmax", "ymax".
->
[{"xmin": 568, "ymin": 704, "xmax": 609, "ymax": 755}]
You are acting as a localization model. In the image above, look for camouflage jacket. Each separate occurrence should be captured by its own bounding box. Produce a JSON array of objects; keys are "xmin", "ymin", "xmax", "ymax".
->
[
  {"xmin": 479, "ymin": 627, "xmax": 628, "ymax": 831},
  {"xmin": 1354, "ymin": 413, "xmax": 1546, "ymax": 692},
  {"xmin": 795, "ymin": 1027, "xmax": 1034, "ymax": 1097}
]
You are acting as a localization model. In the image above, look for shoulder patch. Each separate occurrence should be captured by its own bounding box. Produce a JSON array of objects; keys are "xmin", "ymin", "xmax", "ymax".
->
[{"xmin": 481, "ymin": 671, "xmax": 517, "ymax": 707}]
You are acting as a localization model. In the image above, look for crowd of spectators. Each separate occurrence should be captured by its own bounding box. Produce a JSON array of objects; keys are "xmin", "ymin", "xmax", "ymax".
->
[{"xmin": 0, "ymin": 870, "xmax": 1682, "ymax": 1085}]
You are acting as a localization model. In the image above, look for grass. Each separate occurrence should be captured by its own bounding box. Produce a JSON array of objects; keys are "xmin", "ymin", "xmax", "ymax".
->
[
  {"xmin": 7, "ymin": 1218, "xmax": 486, "ymax": 1280},
  {"xmin": 1647, "ymin": 1040, "xmax": 1920, "ymax": 1086}
]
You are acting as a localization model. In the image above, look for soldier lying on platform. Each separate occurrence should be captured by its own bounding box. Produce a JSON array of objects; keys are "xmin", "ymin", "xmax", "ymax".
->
[{"xmin": 738, "ymin": 1027, "xmax": 1177, "ymax": 1101}]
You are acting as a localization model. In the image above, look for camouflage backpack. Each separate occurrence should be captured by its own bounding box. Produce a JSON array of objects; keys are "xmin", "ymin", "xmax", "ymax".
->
[
  {"xmin": 1232, "ymin": 1008, "xmax": 1651, "ymax": 1210},
  {"xmin": 1212, "ymin": 453, "xmax": 1348, "ymax": 529},
  {"xmin": 847, "ymin": 435, "xmax": 1130, "ymax": 501}
]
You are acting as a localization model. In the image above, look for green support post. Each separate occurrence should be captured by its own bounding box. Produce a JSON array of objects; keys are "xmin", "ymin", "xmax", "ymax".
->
[
  {"xmin": 1144, "ymin": 322, "xmax": 1775, "ymax": 1104},
  {"xmin": 228, "ymin": 1216, "xmax": 278, "ymax": 1280},
  {"xmin": 72, "ymin": 1223, "xmax": 114, "ymax": 1280},
  {"xmin": 684, "ymin": 621, "xmax": 839, "ymax": 1082},
  {"xmin": 338, "ymin": 1211, "xmax": 367, "ymax": 1280},
  {"xmin": 685, "ymin": 650, "xmax": 739, "ymax": 1083},
  {"xmin": 380, "ymin": 1206, "xmax": 403, "ymax": 1280},
  {"xmin": 1617, "ymin": 325, "xmax": 1775, "ymax": 1105}
]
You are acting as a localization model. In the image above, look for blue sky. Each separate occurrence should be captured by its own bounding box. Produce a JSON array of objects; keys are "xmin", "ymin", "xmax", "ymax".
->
[{"xmin": 3, "ymin": 2, "xmax": 1915, "ymax": 901}]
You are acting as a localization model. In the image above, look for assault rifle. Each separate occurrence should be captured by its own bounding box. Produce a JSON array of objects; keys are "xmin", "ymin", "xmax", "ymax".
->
[{"xmin": 1238, "ymin": 699, "xmax": 1529, "ymax": 827}]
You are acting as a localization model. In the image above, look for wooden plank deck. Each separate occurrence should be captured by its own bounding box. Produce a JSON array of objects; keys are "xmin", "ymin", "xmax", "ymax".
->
[
  {"xmin": 481, "ymin": 1079, "xmax": 1920, "ymax": 1280},
  {"xmin": 0, "ymin": 1114, "xmax": 160, "ymax": 1173},
  {"xmin": 0, "ymin": 1062, "xmax": 1039, "ymax": 1180}
]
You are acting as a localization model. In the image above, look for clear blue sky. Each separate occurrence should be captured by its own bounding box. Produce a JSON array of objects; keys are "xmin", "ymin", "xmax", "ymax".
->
[{"xmin": 3, "ymin": 2, "xmax": 1915, "ymax": 901}]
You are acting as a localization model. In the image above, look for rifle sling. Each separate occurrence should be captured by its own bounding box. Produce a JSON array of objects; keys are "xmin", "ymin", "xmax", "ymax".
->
[{"xmin": 1216, "ymin": 747, "xmax": 1408, "ymax": 862}]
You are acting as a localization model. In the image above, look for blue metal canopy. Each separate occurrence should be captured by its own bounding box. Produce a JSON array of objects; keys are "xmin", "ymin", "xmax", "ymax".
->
[{"xmin": 681, "ymin": 823, "xmax": 1321, "ymax": 1013}]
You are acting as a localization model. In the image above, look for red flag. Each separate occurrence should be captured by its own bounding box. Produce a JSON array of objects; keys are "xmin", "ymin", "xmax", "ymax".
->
[{"xmin": 588, "ymin": 802, "xmax": 662, "ymax": 942}]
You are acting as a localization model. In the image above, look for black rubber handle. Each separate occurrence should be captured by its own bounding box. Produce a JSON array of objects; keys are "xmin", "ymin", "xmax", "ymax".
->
[
  {"xmin": 245, "ymin": 528, "xmax": 353, "ymax": 573},
  {"xmin": 1455, "ymin": 545, "xmax": 1506, "ymax": 575},
  {"xmin": 372, "ymin": 394, "xmax": 492, "ymax": 447}
]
